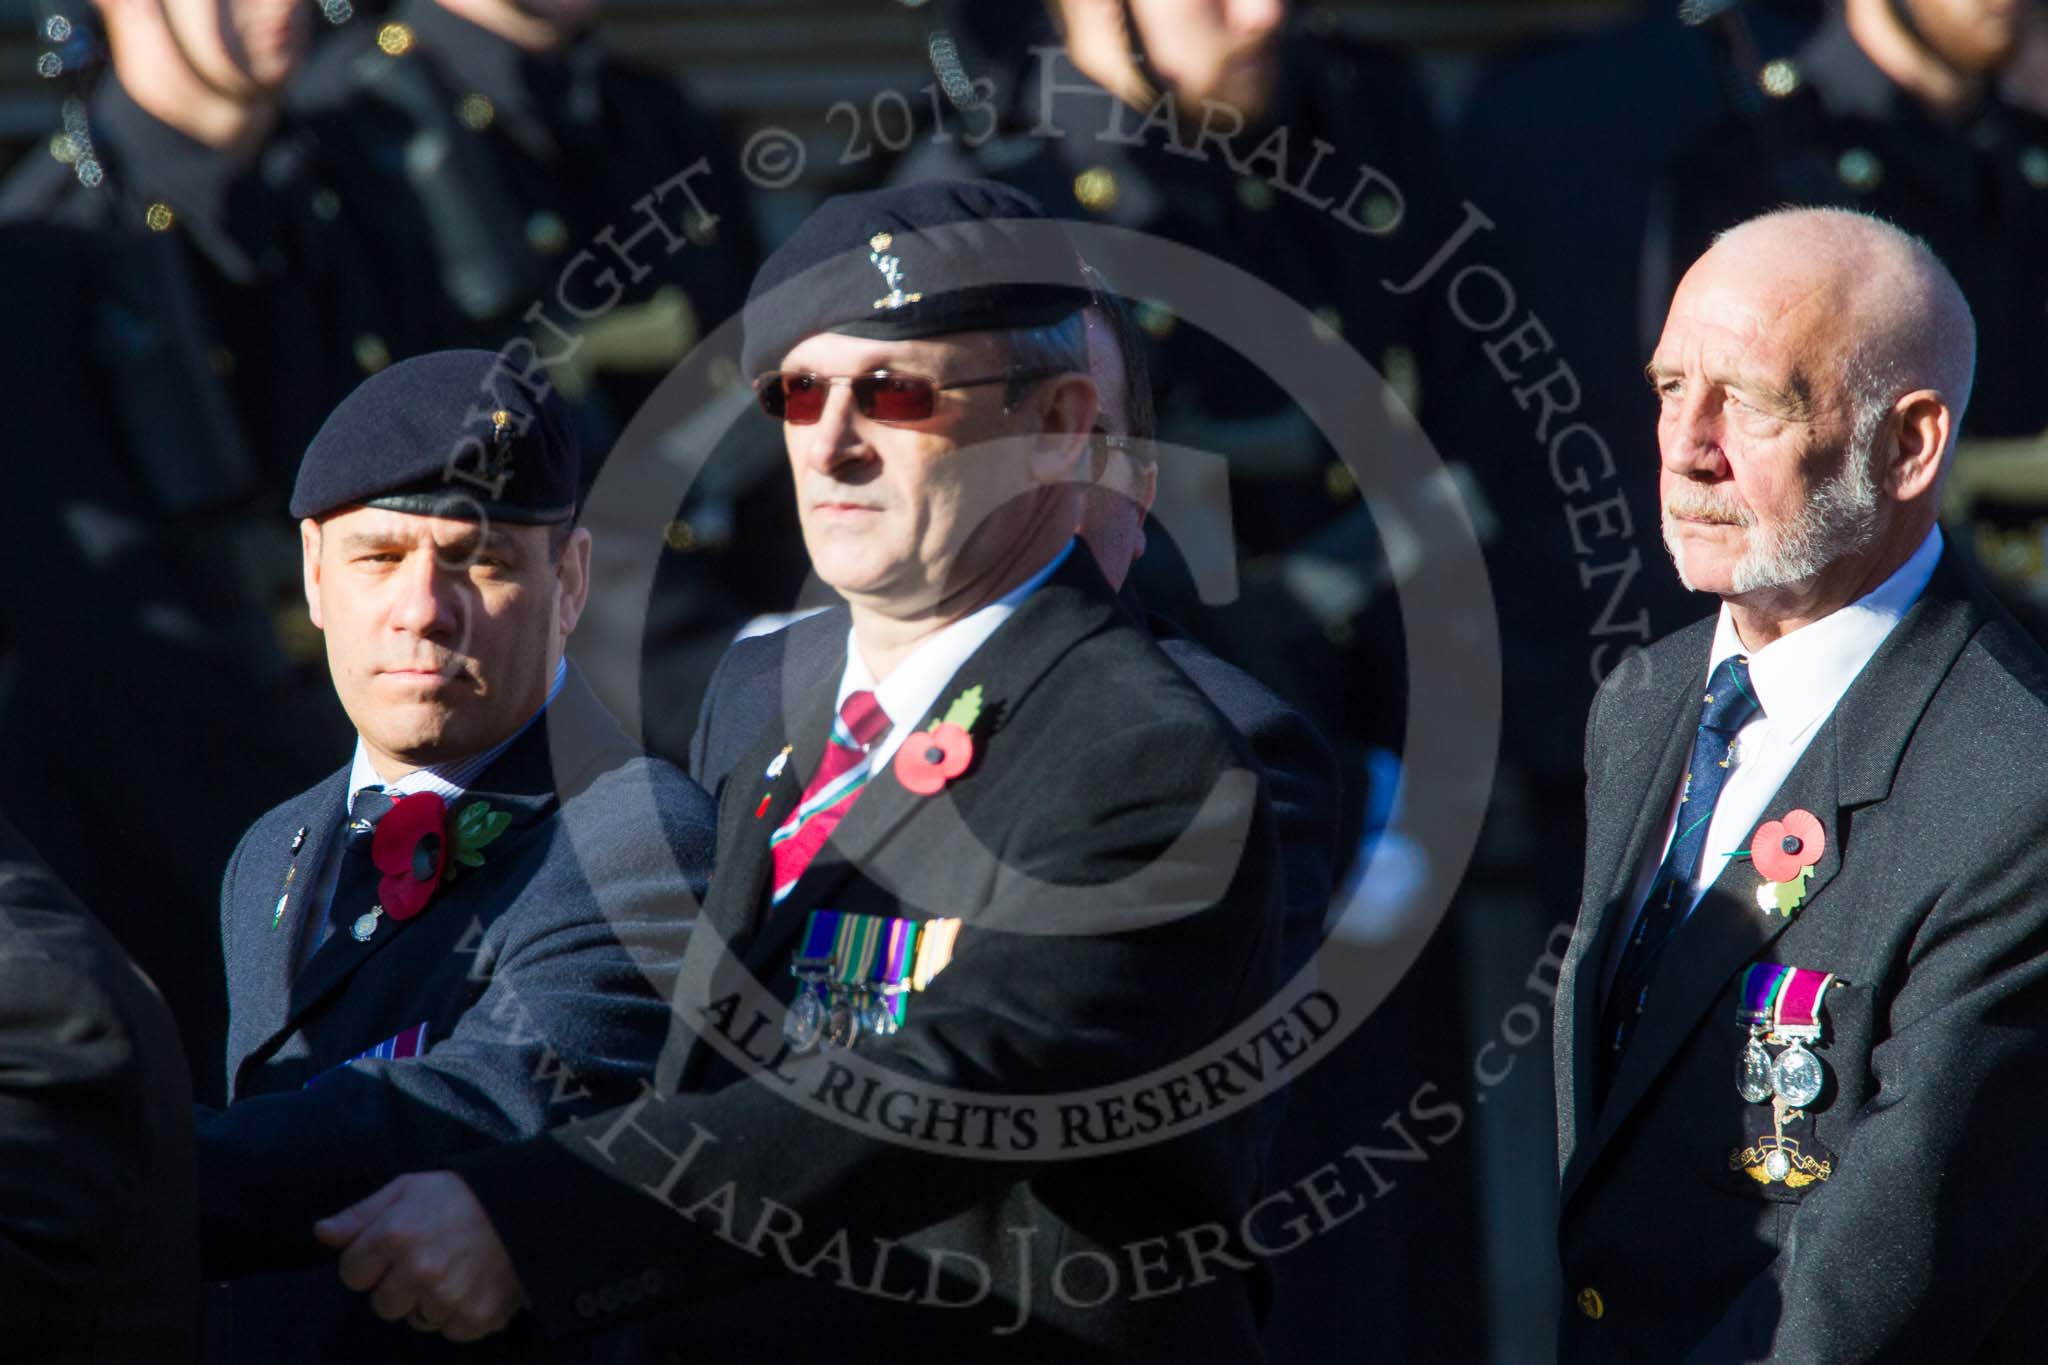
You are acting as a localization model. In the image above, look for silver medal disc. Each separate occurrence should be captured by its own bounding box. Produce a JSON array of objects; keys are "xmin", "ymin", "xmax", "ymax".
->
[
  {"xmin": 1769, "ymin": 1040, "xmax": 1825, "ymax": 1108},
  {"xmin": 1736, "ymin": 1038, "xmax": 1774, "ymax": 1104},
  {"xmin": 1764, "ymin": 1148, "xmax": 1792, "ymax": 1182},
  {"xmin": 351, "ymin": 909, "xmax": 381, "ymax": 942},
  {"xmin": 782, "ymin": 989, "xmax": 825, "ymax": 1053},
  {"xmin": 860, "ymin": 995, "xmax": 898, "ymax": 1037}
]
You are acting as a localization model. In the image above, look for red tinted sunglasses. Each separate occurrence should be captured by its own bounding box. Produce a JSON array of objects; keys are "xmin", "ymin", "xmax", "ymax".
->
[{"xmin": 753, "ymin": 369, "xmax": 1042, "ymax": 425}]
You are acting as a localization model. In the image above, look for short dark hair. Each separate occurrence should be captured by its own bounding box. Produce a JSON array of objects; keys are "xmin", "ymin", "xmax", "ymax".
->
[
  {"xmin": 1086, "ymin": 287, "xmax": 1157, "ymax": 445},
  {"xmin": 1000, "ymin": 312, "xmax": 1091, "ymax": 407}
]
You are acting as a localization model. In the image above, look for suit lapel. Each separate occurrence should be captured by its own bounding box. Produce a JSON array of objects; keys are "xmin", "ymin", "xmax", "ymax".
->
[
  {"xmin": 1563, "ymin": 741, "xmax": 1843, "ymax": 1205},
  {"xmin": 281, "ymin": 785, "xmax": 555, "ymax": 1032},
  {"xmin": 1560, "ymin": 647, "xmax": 1701, "ymax": 1165},
  {"xmin": 695, "ymin": 549, "xmax": 1127, "ymax": 1060},
  {"xmin": 1561, "ymin": 546, "xmax": 1987, "ymax": 1207},
  {"xmin": 227, "ymin": 774, "xmax": 347, "ymax": 1087}
]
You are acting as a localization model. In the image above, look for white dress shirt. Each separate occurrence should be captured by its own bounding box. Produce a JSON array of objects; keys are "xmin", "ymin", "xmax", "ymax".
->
[
  {"xmin": 835, "ymin": 540, "xmax": 1074, "ymax": 771},
  {"xmin": 1604, "ymin": 527, "xmax": 1943, "ymax": 989}
]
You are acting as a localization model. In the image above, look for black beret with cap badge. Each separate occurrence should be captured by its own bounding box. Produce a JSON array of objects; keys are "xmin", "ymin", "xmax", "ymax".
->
[
  {"xmin": 740, "ymin": 179, "xmax": 1093, "ymax": 377},
  {"xmin": 288, "ymin": 348, "xmax": 579, "ymax": 524}
]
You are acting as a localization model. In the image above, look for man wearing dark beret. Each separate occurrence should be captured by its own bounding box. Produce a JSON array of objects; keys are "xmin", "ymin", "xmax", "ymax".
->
[
  {"xmin": 195, "ymin": 348, "xmax": 716, "ymax": 1363},
  {"xmin": 317, "ymin": 182, "xmax": 1289, "ymax": 1362}
]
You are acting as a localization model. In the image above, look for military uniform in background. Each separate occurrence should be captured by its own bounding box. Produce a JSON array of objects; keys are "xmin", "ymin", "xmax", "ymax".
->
[
  {"xmin": 0, "ymin": 70, "xmax": 410, "ymax": 1098},
  {"xmin": 289, "ymin": 0, "xmax": 791, "ymax": 757},
  {"xmin": 1659, "ymin": 5, "xmax": 2048, "ymax": 626},
  {"xmin": 894, "ymin": 6, "xmax": 1446, "ymax": 778},
  {"xmin": 1437, "ymin": 2, "xmax": 1820, "ymax": 848},
  {"xmin": 290, "ymin": 0, "xmax": 760, "ymax": 460}
]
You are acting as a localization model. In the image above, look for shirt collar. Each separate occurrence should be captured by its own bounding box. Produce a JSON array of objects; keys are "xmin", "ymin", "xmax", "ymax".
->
[
  {"xmin": 348, "ymin": 657, "xmax": 567, "ymax": 812},
  {"xmin": 838, "ymin": 539, "xmax": 1075, "ymax": 740},
  {"xmin": 1707, "ymin": 526, "xmax": 1943, "ymax": 740}
]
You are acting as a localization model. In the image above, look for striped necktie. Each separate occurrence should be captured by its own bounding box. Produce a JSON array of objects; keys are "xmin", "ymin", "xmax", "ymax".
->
[
  {"xmin": 768, "ymin": 690, "xmax": 891, "ymax": 906},
  {"xmin": 1600, "ymin": 654, "xmax": 1763, "ymax": 1091}
]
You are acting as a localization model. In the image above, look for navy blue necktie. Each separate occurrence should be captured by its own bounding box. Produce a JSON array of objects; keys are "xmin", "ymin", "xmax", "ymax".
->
[
  {"xmin": 1600, "ymin": 655, "xmax": 1763, "ymax": 1087},
  {"xmin": 299, "ymin": 787, "xmax": 392, "ymax": 969}
]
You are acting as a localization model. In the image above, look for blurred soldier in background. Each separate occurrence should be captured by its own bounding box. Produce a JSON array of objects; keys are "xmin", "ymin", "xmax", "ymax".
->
[
  {"xmin": 290, "ymin": 0, "xmax": 760, "ymax": 461},
  {"xmin": 1659, "ymin": 0, "xmax": 2048, "ymax": 625},
  {"xmin": 0, "ymin": 0, "xmax": 415, "ymax": 1098},
  {"xmin": 897, "ymin": 0, "xmax": 1443, "ymax": 797},
  {"xmin": 1433, "ymin": 2, "xmax": 1823, "ymax": 916}
]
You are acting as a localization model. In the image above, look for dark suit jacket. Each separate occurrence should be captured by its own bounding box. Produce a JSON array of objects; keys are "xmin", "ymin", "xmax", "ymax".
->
[
  {"xmin": 198, "ymin": 667, "xmax": 714, "ymax": 1363},
  {"xmin": 1554, "ymin": 548, "xmax": 2048, "ymax": 1363},
  {"xmin": 0, "ymin": 816, "xmax": 197, "ymax": 1364},
  {"xmin": 687, "ymin": 595, "xmax": 1343, "ymax": 982},
  {"xmin": 460, "ymin": 551, "xmax": 1286, "ymax": 1363}
]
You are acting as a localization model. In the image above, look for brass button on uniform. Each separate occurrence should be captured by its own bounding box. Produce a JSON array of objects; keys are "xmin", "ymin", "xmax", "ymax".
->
[
  {"xmin": 1836, "ymin": 147, "xmax": 1882, "ymax": 193},
  {"xmin": 1758, "ymin": 58, "xmax": 1800, "ymax": 98},
  {"xmin": 1576, "ymin": 1286, "xmax": 1606, "ymax": 1320},
  {"xmin": 1135, "ymin": 299, "xmax": 1176, "ymax": 340},
  {"xmin": 354, "ymin": 333, "xmax": 391, "ymax": 374},
  {"xmin": 526, "ymin": 210, "xmax": 569, "ymax": 255},
  {"xmin": 1074, "ymin": 166, "xmax": 1119, "ymax": 214},
  {"xmin": 1325, "ymin": 461, "xmax": 1357, "ymax": 502},
  {"xmin": 144, "ymin": 201, "xmax": 175, "ymax": 232},
  {"xmin": 376, "ymin": 21, "xmax": 413, "ymax": 55}
]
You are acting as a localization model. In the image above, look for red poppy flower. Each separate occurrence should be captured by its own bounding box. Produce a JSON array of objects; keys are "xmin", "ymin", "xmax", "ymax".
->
[
  {"xmin": 1751, "ymin": 808, "xmax": 1825, "ymax": 883},
  {"xmin": 893, "ymin": 722, "xmax": 974, "ymax": 796},
  {"xmin": 371, "ymin": 791, "xmax": 449, "ymax": 921}
]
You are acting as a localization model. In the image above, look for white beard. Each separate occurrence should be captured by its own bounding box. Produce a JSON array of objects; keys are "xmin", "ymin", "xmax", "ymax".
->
[{"xmin": 1663, "ymin": 432, "xmax": 1882, "ymax": 595}]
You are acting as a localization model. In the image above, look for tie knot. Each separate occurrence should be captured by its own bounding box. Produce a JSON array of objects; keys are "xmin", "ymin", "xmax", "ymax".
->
[
  {"xmin": 347, "ymin": 787, "xmax": 393, "ymax": 844},
  {"xmin": 836, "ymin": 690, "xmax": 890, "ymax": 750},
  {"xmin": 1699, "ymin": 656, "xmax": 1763, "ymax": 734}
]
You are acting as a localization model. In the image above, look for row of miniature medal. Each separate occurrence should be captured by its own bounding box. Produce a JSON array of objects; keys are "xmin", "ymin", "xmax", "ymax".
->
[
  {"xmin": 782, "ymin": 909, "xmax": 960, "ymax": 1053},
  {"xmin": 1734, "ymin": 963, "xmax": 1836, "ymax": 1182}
]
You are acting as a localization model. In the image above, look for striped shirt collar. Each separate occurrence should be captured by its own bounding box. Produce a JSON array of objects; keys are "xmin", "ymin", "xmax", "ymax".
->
[{"xmin": 346, "ymin": 658, "xmax": 568, "ymax": 814}]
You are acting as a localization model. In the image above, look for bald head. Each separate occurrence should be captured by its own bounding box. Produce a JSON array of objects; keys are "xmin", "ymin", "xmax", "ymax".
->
[
  {"xmin": 1711, "ymin": 208, "xmax": 1976, "ymax": 448},
  {"xmin": 1650, "ymin": 207, "xmax": 1973, "ymax": 641}
]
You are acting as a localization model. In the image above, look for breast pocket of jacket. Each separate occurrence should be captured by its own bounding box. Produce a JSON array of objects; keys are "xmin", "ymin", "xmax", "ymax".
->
[{"xmin": 1719, "ymin": 963, "xmax": 1865, "ymax": 1205}]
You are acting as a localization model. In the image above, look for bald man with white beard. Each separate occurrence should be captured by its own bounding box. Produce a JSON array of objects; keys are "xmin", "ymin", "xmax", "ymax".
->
[{"xmin": 1552, "ymin": 207, "xmax": 2048, "ymax": 1363}]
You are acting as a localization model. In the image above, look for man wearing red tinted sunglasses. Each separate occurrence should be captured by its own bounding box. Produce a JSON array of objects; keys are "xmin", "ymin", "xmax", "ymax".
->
[{"xmin": 318, "ymin": 179, "xmax": 1287, "ymax": 1364}]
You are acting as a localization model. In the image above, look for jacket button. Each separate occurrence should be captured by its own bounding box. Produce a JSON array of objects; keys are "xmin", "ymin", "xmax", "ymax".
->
[
  {"xmin": 1577, "ymin": 1287, "xmax": 1606, "ymax": 1320},
  {"xmin": 598, "ymin": 1285, "xmax": 621, "ymax": 1313},
  {"xmin": 574, "ymin": 1291, "xmax": 597, "ymax": 1319},
  {"xmin": 642, "ymin": 1269, "xmax": 664, "ymax": 1296}
]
